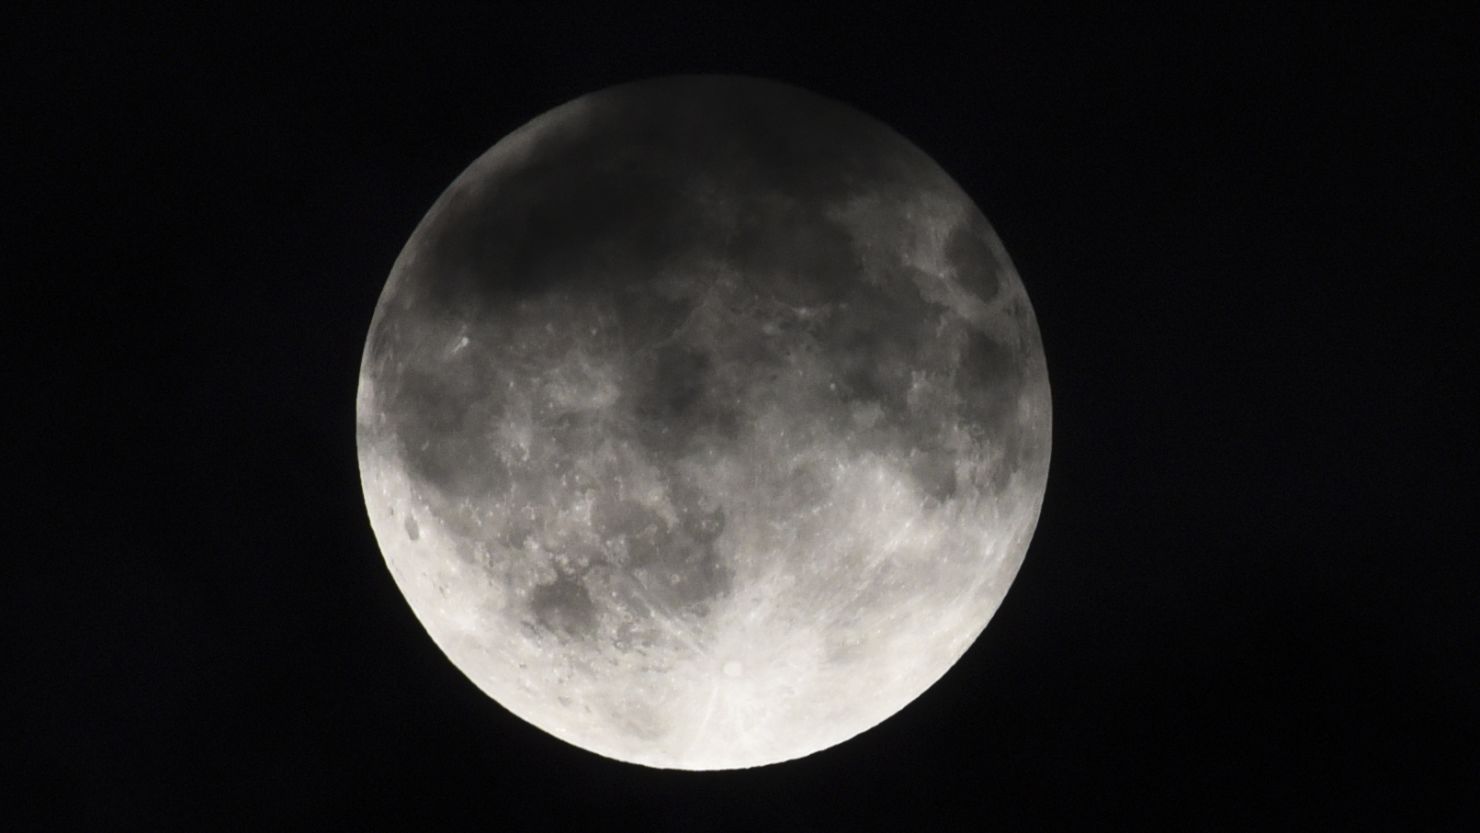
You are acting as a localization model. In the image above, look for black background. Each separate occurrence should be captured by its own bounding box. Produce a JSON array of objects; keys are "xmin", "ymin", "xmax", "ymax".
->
[{"xmin": 8, "ymin": 4, "xmax": 1475, "ymax": 829}]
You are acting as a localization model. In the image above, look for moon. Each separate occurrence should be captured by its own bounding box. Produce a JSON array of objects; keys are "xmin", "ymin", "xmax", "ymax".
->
[{"xmin": 356, "ymin": 75, "xmax": 1050, "ymax": 770}]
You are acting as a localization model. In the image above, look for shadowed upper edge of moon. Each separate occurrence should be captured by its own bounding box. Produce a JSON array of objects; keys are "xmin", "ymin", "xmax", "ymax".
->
[{"xmin": 362, "ymin": 75, "xmax": 1045, "ymax": 506}]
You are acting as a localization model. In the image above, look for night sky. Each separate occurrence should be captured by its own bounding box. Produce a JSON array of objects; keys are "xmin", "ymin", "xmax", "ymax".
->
[{"xmin": 8, "ymin": 5, "xmax": 1474, "ymax": 829}]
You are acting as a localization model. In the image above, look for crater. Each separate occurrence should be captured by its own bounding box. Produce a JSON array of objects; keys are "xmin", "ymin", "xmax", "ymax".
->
[{"xmin": 529, "ymin": 573, "xmax": 599, "ymax": 641}]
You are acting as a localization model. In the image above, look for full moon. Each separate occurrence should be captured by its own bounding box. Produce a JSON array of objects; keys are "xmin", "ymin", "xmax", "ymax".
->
[{"xmin": 356, "ymin": 75, "xmax": 1050, "ymax": 770}]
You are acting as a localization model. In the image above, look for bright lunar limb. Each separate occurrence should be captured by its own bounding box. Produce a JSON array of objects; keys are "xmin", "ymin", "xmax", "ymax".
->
[{"xmin": 356, "ymin": 75, "xmax": 1051, "ymax": 770}]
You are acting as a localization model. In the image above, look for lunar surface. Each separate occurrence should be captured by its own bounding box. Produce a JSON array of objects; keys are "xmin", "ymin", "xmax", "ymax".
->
[{"xmin": 356, "ymin": 75, "xmax": 1051, "ymax": 769}]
